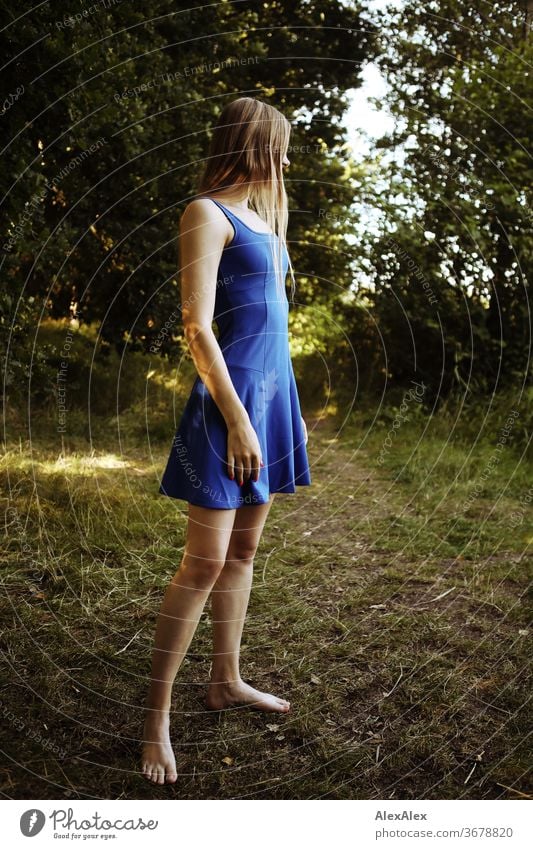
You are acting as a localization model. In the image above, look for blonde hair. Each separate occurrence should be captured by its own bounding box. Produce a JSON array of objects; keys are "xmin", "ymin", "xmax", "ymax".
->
[{"xmin": 196, "ymin": 96, "xmax": 295, "ymax": 302}]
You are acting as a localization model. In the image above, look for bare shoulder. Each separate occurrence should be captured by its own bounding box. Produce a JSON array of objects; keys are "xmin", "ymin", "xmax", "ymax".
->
[{"xmin": 180, "ymin": 196, "xmax": 232, "ymax": 243}]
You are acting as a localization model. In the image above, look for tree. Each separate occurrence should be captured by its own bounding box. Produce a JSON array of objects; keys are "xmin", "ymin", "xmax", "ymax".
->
[
  {"xmin": 352, "ymin": 0, "xmax": 532, "ymax": 399},
  {"xmin": 0, "ymin": 0, "xmax": 375, "ymax": 367}
]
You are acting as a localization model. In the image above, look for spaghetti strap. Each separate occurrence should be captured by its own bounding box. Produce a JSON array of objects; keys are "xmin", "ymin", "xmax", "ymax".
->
[
  {"xmin": 204, "ymin": 197, "xmax": 238, "ymax": 242},
  {"xmin": 202, "ymin": 197, "xmax": 275, "ymax": 237}
]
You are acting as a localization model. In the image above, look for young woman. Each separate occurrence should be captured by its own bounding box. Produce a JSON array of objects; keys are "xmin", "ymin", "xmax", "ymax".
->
[{"xmin": 141, "ymin": 97, "xmax": 312, "ymax": 785}]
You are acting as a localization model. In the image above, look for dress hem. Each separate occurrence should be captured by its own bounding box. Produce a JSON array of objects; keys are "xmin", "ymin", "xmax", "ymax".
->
[{"xmin": 158, "ymin": 482, "xmax": 312, "ymax": 509}]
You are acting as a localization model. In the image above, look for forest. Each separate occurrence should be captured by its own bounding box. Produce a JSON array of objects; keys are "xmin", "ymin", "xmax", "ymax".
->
[{"xmin": 0, "ymin": 0, "xmax": 531, "ymax": 802}]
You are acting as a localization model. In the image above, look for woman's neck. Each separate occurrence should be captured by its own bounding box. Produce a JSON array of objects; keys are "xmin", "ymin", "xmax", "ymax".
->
[{"xmin": 208, "ymin": 189, "xmax": 250, "ymax": 209}]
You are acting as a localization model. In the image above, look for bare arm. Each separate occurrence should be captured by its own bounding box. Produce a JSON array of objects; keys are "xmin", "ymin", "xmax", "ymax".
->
[{"xmin": 179, "ymin": 199, "xmax": 262, "ymax": 484}]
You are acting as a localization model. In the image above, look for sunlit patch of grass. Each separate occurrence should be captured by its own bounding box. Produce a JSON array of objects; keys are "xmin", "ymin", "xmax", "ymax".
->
[{"xmin": 3, "ymin": 452, "xmax": 133, "ymax": 476}]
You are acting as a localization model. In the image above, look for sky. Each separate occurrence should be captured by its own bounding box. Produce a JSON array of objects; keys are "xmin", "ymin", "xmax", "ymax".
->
[
  {"xmin": 341, "ymin": 0, "xmax": 404, "ymax": 158},
  {"xmin": 343, "ymin": 61, "xmax": 394, "ymax": 158}
]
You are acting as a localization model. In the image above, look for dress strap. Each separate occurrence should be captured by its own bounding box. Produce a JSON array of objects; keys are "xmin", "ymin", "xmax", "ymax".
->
[
  {"xmin": 202, "ymin": 197, "xmax": 275, "ymax": 238},
  {"xmin": 205, "ymin": 197, "xmax": 239, "ymax": 222},
  {"xmin": 203, "ymin": 197, "xmax": 239, "ymax": 241}
]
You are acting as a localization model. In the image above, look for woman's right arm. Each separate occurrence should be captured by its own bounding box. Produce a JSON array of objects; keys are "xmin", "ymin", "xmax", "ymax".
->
[{"xmin": 178, "ymin": 199, "xmax": 263, "ymax": 485}]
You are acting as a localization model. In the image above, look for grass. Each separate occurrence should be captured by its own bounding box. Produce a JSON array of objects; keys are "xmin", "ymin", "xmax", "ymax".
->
[{"xmin": 0, "ymin": 363, "xmax": 531, "ymax": 799}]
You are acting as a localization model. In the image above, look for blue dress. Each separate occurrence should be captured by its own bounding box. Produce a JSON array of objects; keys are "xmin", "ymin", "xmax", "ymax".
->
[{"xmin": 159, "ymin": 197, "xmax": 312, "ymax": 509}]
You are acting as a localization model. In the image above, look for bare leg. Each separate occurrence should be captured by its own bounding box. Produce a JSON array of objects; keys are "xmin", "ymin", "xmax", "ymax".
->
[
  {"xmin": 206, "ymin": 495, "xmax": 290, "ymax": 713},
  {"xmin": 140, "ymin": 503, "xmax": 236, "ymax": 784}
]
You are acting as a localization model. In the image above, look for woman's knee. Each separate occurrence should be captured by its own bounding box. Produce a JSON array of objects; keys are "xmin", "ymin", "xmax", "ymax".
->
[
  {"xmin": 223, "ymin": 543, "xmax": 257, "ymax": 568},
  {"xmin": 178, "ymin": 550, "xmax": 226, "ymax": 587}
]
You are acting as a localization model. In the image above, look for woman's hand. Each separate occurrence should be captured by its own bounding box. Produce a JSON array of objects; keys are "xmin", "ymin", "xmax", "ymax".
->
[
  {"xmin": 301, "ymin": 415, "xmax": 308, "ymax": 444},
  {"xmin": 227, "ymin": 413, "xmax": 263, "ymax": 485}
]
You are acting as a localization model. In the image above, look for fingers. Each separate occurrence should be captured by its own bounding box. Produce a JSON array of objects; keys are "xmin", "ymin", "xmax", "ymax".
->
[
  {"xmin": 227, "ymin": 453, "xmax": 235, "ymax": 481},
  {"xmin": 245, "ymin": 452, "xmax": 265, "ymax": 484},
  {"xmin": 227, "ymin": 431, "xmax": 263, "ymax": 485},
  {"xmin": 230, "ymin": 456, "xmax": 246, "ymax": 486},
  {"xmin": 241, "ymin": 453, "xmax": 251, "ymax": 485},
  {"xmin": 229, "ymin": 454, "xmax": 263, "ymax": 485},
  {"xmin": 250, "ymin": 456, "xmax": 260, "ymax": 483}
]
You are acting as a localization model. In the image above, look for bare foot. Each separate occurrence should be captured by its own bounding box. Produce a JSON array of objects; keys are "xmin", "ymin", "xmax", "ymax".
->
[
  {"xmin": 140, "ymin": 713, "xmax": 177, "ymax": 785},
  {"xmin": 206, "ymin": 678, "xmax": 291, "ymax": 713}
]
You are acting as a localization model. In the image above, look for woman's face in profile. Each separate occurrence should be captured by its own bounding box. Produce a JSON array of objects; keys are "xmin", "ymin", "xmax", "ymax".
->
[{"xmin": 266, "ymin": 142, "xmax": 290, "ymax": 170}]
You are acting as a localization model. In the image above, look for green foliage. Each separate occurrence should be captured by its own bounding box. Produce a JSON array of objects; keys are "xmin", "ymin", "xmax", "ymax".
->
[
  {"xmin": 2, "ymin": 1, "xmax": 530, "ymax": 418},
  {"xmin": 3, "ymin": 317, "xmax": 193, "ymax": 444},
  {"xmin": 347, "ymin": 1, "xmax": 532, "ymax": 399},
  {"xmin": 0, "ymin": 0, "xmax": 374, "ymax": 365}
]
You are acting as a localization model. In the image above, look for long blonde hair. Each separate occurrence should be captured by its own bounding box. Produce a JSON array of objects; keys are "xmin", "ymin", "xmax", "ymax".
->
[{"xmin": 195, "ymin": 96, "xmax": 296, "ymax": 302}]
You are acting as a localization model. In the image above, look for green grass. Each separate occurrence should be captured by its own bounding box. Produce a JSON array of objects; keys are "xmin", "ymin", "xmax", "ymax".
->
[{"xmin": 1, "ymin": 341, "xmax": 531, "ymax": 798}]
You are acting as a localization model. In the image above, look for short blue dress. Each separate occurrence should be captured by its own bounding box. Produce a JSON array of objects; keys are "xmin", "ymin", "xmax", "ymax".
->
[{"xmin": 159, "ymin": 197, "xmax": 312, "ymax": 509}]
